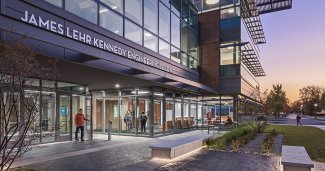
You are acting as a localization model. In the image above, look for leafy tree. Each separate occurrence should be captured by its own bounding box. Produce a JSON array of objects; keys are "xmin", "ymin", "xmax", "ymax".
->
[
  {"xmin": 299, "ymin": 86, "xmax": 324, "ymax": 115},
  {"xmin": 260, "ymin": 89, "xmax": 270, "ymax": 115},
  {"xmin": 267, "ymin": 84, "xmax": 288, "ymax": 119}
]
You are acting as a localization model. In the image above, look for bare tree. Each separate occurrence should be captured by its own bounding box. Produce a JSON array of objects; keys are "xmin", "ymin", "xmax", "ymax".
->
[{"xmin": 0, "ymin": 36, "xmax": 58, "ymax": 170}]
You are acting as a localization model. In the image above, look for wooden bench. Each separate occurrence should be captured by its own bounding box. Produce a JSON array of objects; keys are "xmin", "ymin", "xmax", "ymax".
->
[
  {"xmin": 281, "ymin": 145, "xmax": 314, "ymax": 171},
  {"xmin": 149, "ymin": 135, "xmax": 204, "ymax": 159}
]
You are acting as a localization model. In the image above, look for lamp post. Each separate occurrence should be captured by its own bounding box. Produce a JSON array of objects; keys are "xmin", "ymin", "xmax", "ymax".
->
[
  {"xmin": 300, "ymin": 104, "xmax": 303, "ymax": 116},
  {"xmin": 314, "ymin": 103, "xmax": 318, "ymax": 118}
]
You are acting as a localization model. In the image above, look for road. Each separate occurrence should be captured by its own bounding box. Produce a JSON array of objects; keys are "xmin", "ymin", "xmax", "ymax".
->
[{"xmin": 268, "ymin": 113, "xmax": 325, "ymax": 130}]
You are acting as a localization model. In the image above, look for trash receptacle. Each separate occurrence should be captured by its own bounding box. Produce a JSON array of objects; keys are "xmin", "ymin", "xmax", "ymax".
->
[{"xmin": 108, "ymin": 120, "xmax": 112, "ymax": 141}]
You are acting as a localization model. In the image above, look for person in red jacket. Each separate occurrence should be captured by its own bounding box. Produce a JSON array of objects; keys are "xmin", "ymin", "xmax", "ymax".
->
[{"xmin": 75, "ymin": 109, "xmax": 89, "ymax": 141}]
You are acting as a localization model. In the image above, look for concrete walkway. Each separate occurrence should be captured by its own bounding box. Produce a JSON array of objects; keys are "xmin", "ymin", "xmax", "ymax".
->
[{"xmin": 12, "ymin": 130, "xmax": 221, "ymax": 171}]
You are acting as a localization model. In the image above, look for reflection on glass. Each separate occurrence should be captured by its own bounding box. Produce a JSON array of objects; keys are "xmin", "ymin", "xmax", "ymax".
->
[
  {"xmin": 159, "ymin": 39, "xmax": 170, "ymax": 58},
  {"xmin": 181, "ymin": 0, "xmax": 189, "ymax": 22},
  {"xmin": 41, "ymin": 92, "xmax": 56, "ymax": 143},
  {"xmin": 159, "ymin": 3, "xmax": 171, "ymax": 42},
  {"xmin": 181, "ymin": 52, "xmax": 188, "ymax": 67},
  {"xmin": 65, "ymin": 0, "xmax": 98, "ymax": 24},
  {"xmin": 99, "ymin": 5, "xmax": 123, "ymax": 36},
  {"xmin": 189, "ymin": 57, "xmax": 198, "ymax": 69},
  {"xmin": 189, "ymin": 30, "xmax": 198, "ymax": 58},
  {"xmin": 175, "ymin": 102, "xmax": 182, "ymax": 129},
  {"xmin": 101, "ymin": 0, "xmax": 123, "ymax": 14},
  {"xmin": 181, "ymin": 21, "xmax": 189, "ymax": 52},
  {"xmin": 144, "ymin": 0, "xmax": 158, "ymax": 34},
  {"xmin": 125, "ymin": 0, "xmax": 142, "ymax": 25},
  {"xmin": 144, "ymin": 31, "xmax": 158, "ymax": 52},
  {"xmin": 59, "ymin": 95, "xmax": 70, "ymax": 135},
  {"xmin": 125, "ymin": 20, "xmax": 142, "ymax": 45},
  {"xmin": 171, "ymin": 13, "xmax": 180, "ymax": 48},
  {"xmin": 160, "ymin": 0, "xmax": 170, "ymax": 7},
  {"xmin": 171, "ymin": 46, "xmax": 181, "ymax": 63},
  {"xmin": 45, "ymin": 0, "xmax": 63, "ymax": 7},
  {"xmin": 171, "ymin": 0, "xmax": 181, "ymax": 17}
]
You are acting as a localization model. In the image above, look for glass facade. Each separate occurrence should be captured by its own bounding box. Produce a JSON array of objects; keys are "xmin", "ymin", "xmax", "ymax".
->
[
  {"xmin": 91, "ymin": 90, "xmax": 204, "ymax": 136},
  {"xmin": 44, "ymin": 0, "xmax": 199, "ymax": 70},
  {"xmin": 1, "ymin": 78, "xmax": 88, "ymax": 144}
]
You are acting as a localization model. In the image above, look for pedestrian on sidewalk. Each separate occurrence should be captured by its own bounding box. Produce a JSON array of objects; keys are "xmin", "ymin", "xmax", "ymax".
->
[
  {"xmin": 296, "ymin": 114, "xmax": 302, "ymax": 126},
  {"xmin": 75, "ymin": 109, "xmax": 89, "ymax": 141}
]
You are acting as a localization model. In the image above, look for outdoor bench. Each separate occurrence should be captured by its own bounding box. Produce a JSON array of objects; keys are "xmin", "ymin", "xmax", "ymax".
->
[
  {"xmin": 281, "ymin": 145, "xmax": 314, "ymax": 171},
  {"xmin": 149, "ymin": 135, "xmax": 204, "ymax": 159}
]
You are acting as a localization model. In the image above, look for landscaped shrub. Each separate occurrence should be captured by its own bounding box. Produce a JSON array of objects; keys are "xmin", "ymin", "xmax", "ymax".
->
[
  {"xmin": 204, "ymin": 121, "xmax": 266, "ymax": 150},
  {"xmin": 261, "ymin": 129, "xmax": 278, "ymax": 155},
  {"xmin": 231, "ymin": 139, "xmax": 241, "ymax": 151}
]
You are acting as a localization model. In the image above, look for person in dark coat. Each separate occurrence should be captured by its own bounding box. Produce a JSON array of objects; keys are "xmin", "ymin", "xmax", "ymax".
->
[
  {"xmin": 140, "ymin": 111, "xmax": 148, "ymax": 132},
  {"xmin": 296, "ymin": 114, "xmax": 302, "ymax": 126}
]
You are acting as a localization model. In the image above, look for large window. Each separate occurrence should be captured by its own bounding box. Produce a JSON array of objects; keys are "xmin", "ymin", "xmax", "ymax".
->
[
  {"xmin": 99, "ymin": 5, "xmax": 123, "ymax": 36},
  {"xmin": 43, "ymin": 0, "xmax": 199, "ymax": 70},
  {"xmin": 125, "ymin": 0, "xmax": 142, "ymax": 25},
  {"xmin": 144, "ymin": 0, "xmax": 158, "ymax": 34},
  {"xmin": 65, "ymin": 0, "xmax": 98, "ymax": 24},
  {"xmin": 188, "ymin": 30, "xmax": 198, "ymax": 59},
  {"xmin": 159, "ymin": 3, "xmax": 170, "ymax": 42},
  {"xmin": 101, "ymin": 0, "xmax": 123, "ymax": 14},
  {"xmin": 181, "ymin": 21, "xmax": 189, "ymax": 52},
  {"xmin": 159, "ymin": 39, "xmax": 170, "ymax": 58},
  {"xmin": 144, "ymin": 31, "xmax": 158, "ymax": 52},
  {"xmin": 220, "ymin": 46, "xmax": 240, "ymax": 65},
  {"xmin": 171, "ymin": 13, "xmax": 180, "ymax": 48},
  {"xmin": 125, "ymin": 20, "xmax": 142, "ymax": 45},
  {"xmin": 171, "ymin": 46, "xmax": 181, "ymax": 63}
]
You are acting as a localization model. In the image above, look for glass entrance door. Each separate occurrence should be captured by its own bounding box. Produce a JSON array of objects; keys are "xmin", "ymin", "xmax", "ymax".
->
[
  {"xmin": 57, "ymin": 95, "xmax": 71, "ymax": 141},
  {"xmin": 72, "ymin": 95, "xmax": 91, "ymax": 140}
]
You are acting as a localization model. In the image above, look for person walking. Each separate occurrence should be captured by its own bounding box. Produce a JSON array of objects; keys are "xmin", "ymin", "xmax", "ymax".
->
[
  {"xmin": 124, "ymin": 111, "xmax": 131, "ymax": 130},
  {"xmin": 140, "ymin": 111, "xmax": 148, "ymax": 132},
  {"xmin": 296, "ymin": 114, "xmax": 302, "ymax": 126},
  {"xmin": 75, "ymin": 109, "xmax": 89, "ymax": 141}
]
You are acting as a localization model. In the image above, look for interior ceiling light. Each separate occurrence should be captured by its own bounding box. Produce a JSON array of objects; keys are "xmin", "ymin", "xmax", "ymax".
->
[
  {"xmin": 228, "ymin": 8, "xmax": 234, "ymax": 13},
  {"xmin": 205, "ymin": 0, "xmax": 219, "ymax": 5}
]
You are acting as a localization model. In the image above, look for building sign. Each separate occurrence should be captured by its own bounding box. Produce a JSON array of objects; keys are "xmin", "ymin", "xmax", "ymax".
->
[{"xmin": 21, "ymin": 11, "xmax": 174, "ymax": 73}]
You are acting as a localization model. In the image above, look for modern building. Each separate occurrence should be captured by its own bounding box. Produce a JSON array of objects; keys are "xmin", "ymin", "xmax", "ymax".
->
[{"xmin": 0, "ymin": 0, "xmax": 292, "ymax": 143}]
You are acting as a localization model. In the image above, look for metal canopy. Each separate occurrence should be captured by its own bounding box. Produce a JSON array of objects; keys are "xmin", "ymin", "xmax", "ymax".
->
[
  {"xmin": 241, "ymin": 42, "xmax": 266, "ymax": 77},
  {"xmin": 241, "ymin": 0, "xmax": 266, "ymax": 44},
  {"xmin": 256, "ymin": 0, "xmax": 292, "ymax": 14}
]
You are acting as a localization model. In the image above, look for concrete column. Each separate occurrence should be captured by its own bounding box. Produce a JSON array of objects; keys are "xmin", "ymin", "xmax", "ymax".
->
[
  {"xmin": 196, "ymin": 96, "xmax": 199, "ymax": 128},
  {"xmin": 135, "ymin": 89, "xmax": 139, "ymax": 135},
  {"xmin": 149, "ymin": 89, "xmax": 154, "ymax": 137},
  {"xmin": 117, "ymin": 90, "xmax": 121, "ymax": 134},
  {"xmin": 188, "ymin": 99, "xmax": 191, "ymax": 128},
  {"xmin": 162, "ymin": 90, "xmax": 166, "ymax": 133},
  {"xmin": 172, "ymin": 93, "xmax": 176, "ymax": 133},
  {"xmin": 181, "ymin": 94, "xmax": 184, "ymax": 129},
  {"xmin": 102, "ymin": 98, "xmax": 106, "ymax": 133}
]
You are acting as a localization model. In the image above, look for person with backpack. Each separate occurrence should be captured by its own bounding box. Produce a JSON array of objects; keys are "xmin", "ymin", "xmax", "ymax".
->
[
  {"xmin": 296, "ymin": 114, "xmax": 302, "ymax": 126},
  {"xmin": 140, "ymin": 111, "xmax": 148, "ymax": 132}
]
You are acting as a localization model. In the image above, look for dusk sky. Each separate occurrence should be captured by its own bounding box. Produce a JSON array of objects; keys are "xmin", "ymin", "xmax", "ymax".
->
[{"xmin": 258, "ymin": 0, "xmax": 325, "ymax": 102}]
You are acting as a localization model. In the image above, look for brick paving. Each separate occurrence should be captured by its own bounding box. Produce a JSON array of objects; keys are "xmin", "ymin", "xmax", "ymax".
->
[{"xmin": 12, "ymin": 130, "xmax": 216, "ymax": 171}]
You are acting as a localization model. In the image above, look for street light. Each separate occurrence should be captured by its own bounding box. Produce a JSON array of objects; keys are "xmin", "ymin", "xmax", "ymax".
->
[
  {"xmin": 300, "ymin": 104, "xmax": 303, "ymax": 116},
  {"xmin": 314, "ymin": 103, "xmax": 318, "ymax": 118}
]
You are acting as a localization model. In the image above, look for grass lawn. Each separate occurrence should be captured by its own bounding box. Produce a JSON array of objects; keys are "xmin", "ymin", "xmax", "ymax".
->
[{"xmin": 265, "ymin": 125, "xmax": 325, "ymax": 162}]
